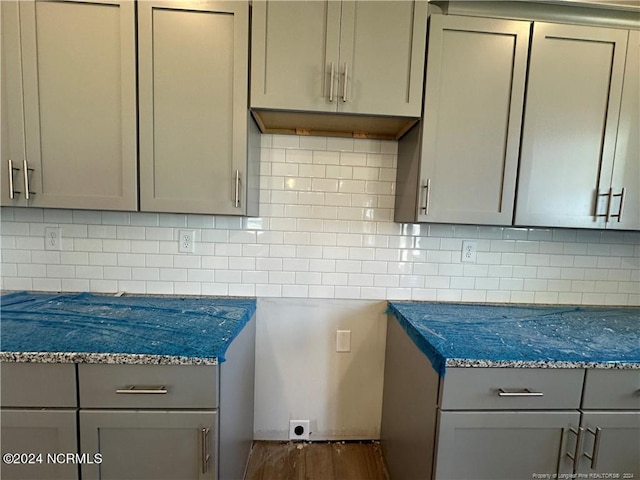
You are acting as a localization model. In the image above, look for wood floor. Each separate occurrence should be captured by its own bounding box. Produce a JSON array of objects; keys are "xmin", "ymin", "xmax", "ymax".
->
[{"xmin": 245, "ymin": 441, "xmax": 391, "ymax": 480}]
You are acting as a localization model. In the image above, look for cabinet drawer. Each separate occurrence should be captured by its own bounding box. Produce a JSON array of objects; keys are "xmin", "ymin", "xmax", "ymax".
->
[
  {"xmin": 78, "ymin": 364, "xmax": 218, "ymax": 409},
  {"xmin": 0, "ymin": 363, "xmax": 76, "ymax": 407},
  {"xmin": 582, "ymin": 369, "xmax": 640, "ymax": 410},
  {"xmin": 440, "ymin": 368, "xmax": 584, "ymax": 410}
]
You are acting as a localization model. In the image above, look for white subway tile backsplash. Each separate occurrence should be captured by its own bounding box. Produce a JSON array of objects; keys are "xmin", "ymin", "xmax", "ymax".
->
[{"xmin": 1, "ymin": 135, "xmax": 638, "ymax": 305}]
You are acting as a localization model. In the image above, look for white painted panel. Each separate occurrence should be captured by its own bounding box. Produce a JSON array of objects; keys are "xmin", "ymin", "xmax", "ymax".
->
[{"xmin": 253, "ymin": 298, "xmax": 388, "ymax": 440}]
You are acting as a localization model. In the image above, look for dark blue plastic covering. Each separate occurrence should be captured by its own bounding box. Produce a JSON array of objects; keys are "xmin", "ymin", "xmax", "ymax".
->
[
  {"xmin": 0, "ymin": 291, "xmax": 257, "ymax": 362},
  {"xmin": 387, "ymin": 301, "xmax": 640, "ymax": 376}
]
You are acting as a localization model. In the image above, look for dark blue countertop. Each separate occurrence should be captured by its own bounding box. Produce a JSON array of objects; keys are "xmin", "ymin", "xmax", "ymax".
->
[
  {"xmin": 387, "ymin": 302, "xmax": 640, "ymax": 376},
  {"xmin": 0, "ymin": 292, "xmax": 257, "ymax": 365}
]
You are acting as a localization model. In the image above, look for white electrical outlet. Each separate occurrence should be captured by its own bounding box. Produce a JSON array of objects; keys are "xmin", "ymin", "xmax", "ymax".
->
[
  {"xmin": 44, "ymin": 227, "xmax": 62, "ymax": 251},
  {"xmin": 461, "ymin": 240, "xmax": 477, "ymax": 263},
  {"xmin": 289, "ymin": 420, "xmax": 310, "ymax": 441},
  {"xmin": 178, "ymin": 230, "xmax": 195, "ymax": 254}
]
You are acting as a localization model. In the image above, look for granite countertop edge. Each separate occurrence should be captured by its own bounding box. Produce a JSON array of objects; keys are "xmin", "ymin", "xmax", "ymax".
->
[
  {"xmin": 0, "ymin": 351, "xmax": 218, "ymax": 366},
  {"xmin": 387, "ymin": 301, "xmax": 640, "ymax": 373},
  {"xmin": 446, "ymin": 358, "xmax": 640, "ymax": 369}
]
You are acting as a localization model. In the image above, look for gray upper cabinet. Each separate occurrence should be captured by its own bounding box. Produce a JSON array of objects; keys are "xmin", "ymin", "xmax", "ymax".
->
[
  {"xmin": 515, "ymin": 22, "xmax": 629, "ymax": 229},
  {"xmin": 1, "ymin": 2, "xmax": 26, "ymax": 208},
  {"xmin": 138, "ymin": 0, "xmax": 258, "ymax": 216},
  {"xmin": 1, "ymin": 0, "xmax": 138, "ymax": 211},
  {"xmin": 608, "ymin": 29, "xmax": 639, "ymax": 231},
  {"xmin": 250, "ymin": 0, "xmax": 428, "ymax": 137},
  {"xmin": 250, "ymin": 1, "xmax": 341, "ymax": 113},
  {"xmin": 395, "ymin": 14, "xmax": 530, "ymax": 225}
]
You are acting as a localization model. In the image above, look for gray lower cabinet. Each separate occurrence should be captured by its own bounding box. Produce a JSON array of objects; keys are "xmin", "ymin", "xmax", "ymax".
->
[
  {"xmin": 435, "ymin": 411, "xmax": 578, "ymax": 479},
  {"xmin": 80, "ymin": 410, "xmax": 218, "ymax": 480},
  {"xmin": 577, "ymin": 369, "xmax": 640, "ymax": 477},
  {"xmin": 381, "ymin": 315, "xmax": 640, "ymax": 480},
  {"xmin": 576, "ymin": 412, "xmax": 640, "ymax": 476},
  {"xmin": 0, "ymin": 315, "xmax": 256, "ymax": 480},
  {"xmin": 0, "ymin": 410, "xmax": 79, "ymax": 480},
  {"xmin": 0, "ymin": 363, "xmax": 78, "ymax": 480}
]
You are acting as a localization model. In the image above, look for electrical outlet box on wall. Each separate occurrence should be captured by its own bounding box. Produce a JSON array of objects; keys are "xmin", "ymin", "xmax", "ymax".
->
[{"xmin": 289, "ymin": 420, "xmax": 310, "ymax": 441}]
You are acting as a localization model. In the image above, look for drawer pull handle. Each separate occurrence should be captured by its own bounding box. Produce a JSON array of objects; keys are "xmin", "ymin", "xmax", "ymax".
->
[
  {"xmin": 201, "ymin": 427, "xmax": 211, "ymax": 474},
  {"xmin": 115, "ymin": 385, "xmax": 168, "ymax": 394},
  {"xmin": 497, "ymin": 388, "xmax": 543, "ymax": 397},
  {"xmin": 584, "ymin": 427, "xmax": 602, "ymax": 469}
]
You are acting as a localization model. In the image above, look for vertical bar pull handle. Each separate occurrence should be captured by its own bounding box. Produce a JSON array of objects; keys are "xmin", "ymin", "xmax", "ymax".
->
[
  {"xmin": 421, "ymin": 178, "xmax": 431, "ymax": 215},
  {"xmin": 201, "ymin": 427, "xmax": 211, "ymax": 474},
  {"xmin": 605, "ymin": 187, "xmax": 613, "ymax": 222},
  {"xmin": 342, "ymin": 62, "xmax": 348, "ymax": 103},
  {"xmin": 594, "ymin": 188, "xmax": 612, "ymax": 220},
  {"xmin": 610, "ymin": 188, "xmax": 625, "ymax": 222},
  {"xmin": 23, "ymin": 160, "xmax": 34, "ymax": 200},
  {"xmin": 234, "ymin": 169, "xmax": 240, "ymax": 208},
  {"xmin": 329, "ymin": 62, "xmax": 335, "ymax": 103},
  {"xmin": 556, "ymin": 428, "xmax": 566, "ymax": 475},
  {"xmin": 585, "ymin": 427, "xmax": 602, "ymax": 470},
  {"xmin": 566, "ymin": 427, "xmax": 584, "ymax": 471},
  {"xmin": 8, "ymin": 160, "xmax": 21, "ymax": 199}
]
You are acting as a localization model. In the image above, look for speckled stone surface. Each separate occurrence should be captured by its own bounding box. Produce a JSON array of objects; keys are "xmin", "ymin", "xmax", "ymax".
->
[
  {"xmin": 0, "ymin": 291, "xmax": 257, "ymax": 365},
  {"xmin": 387, "ymin": 302, "xmax": 640, "ymax": 376}
]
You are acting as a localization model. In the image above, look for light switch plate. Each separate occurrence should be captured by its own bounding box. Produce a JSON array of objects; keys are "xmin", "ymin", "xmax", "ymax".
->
[{"xmin": 336, "ymin": 330, "xmax": 351, "ymax": 352}]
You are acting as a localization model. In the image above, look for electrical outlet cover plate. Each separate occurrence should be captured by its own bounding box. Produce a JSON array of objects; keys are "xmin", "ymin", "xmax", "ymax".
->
[
  {"xmin": 45, "ymin": 227, "xmax": 62, "ymax": 251},
  {"xmin": 289, "ymin": 420, "xmax": 310, "ymax": 441},
  {"xmin": 178, "ymin": 229, "xmax": 195, "ymax": 254},
  {"xmin": 461, "ymin": 240, "xmax": 477, "ymax": 263}
]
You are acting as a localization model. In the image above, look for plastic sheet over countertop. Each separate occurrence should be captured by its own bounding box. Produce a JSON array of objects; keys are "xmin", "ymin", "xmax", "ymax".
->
[
  {"xmin": 387, "ymin": 302, "xmax": 640, "ymax": 376},
  {"xmin": 0, "ymin": 291, "xmax": 257, "ymax": 362}
]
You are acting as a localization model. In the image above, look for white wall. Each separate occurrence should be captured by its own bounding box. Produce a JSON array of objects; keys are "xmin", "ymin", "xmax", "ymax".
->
[
  {"xmin": 1, "ymin": 134, "xmax": 639, "ymax": 439},
  {"xmin": 254, "ymin": 298, "xmax": 387, "ymax": 440}
]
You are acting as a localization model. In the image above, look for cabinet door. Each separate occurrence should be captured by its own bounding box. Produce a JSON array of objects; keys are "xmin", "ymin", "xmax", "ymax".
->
[
  {"xmin": 250, "ymin": 1, "xmax": 341, "ymax": 112},
  {"xmin": 80, "ymin": 410, "xmax": 217, "ymax": 480},
  {"xmin": 18, "ymin": 0, "xmax": 137, "ymax": 211},
  {"xmin": 435, "ymin": 411, "xmax": 579, "ymax": 480},
  {"xmin": 396, "ymin": 15, "xmax": 530, "ymax": 225},
  {"xmin": 608, "ymin": 30, "xmax": 639, "ymax": 230},
  {"xmin": 1, "ymin": 409, "xmax": 78, "ymax": 480},
  {"xmin": 138, "ymin": 0, "xmax": 249, "ymax": 215},
  {"xmin": 337, "ymin": 1, "xmax": 427, "ymax": 117},
  {"xmin": 515, "ymin": 23, "xmax": 628, "ymax": 229},
  {"xmin": 577, "ymin": 412, "xmax": 640, "ymax": 477},
  {"xmin": 1, "ymin": 2, "xmax": 27, "ymax": 207}
]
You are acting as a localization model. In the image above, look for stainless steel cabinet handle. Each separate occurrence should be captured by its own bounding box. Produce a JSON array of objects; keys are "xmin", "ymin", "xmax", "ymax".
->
[
  {"xmin": 201, "ymin": 428, "xmax": 211, "ymax": 474},
  {"xmin": 329, "ymin": 62, "xmax": 335, "ymax": 103},
  {"xmin": 8, "ymin": 160, "xmax": 21, "ymax": 199},
  {"xmin": 566, "ymin": 427, "xmax": 584, "ymax": 471},
  {"xmin": 23, "ymin": 160, "xmax": 34, "ymax": 200},
  {"xmin": 342, "ymin": 62, "xmax": 348, "ymax": 103},
  {"xmin": 556, "ymin": 428, "xmax": 566, "ymax": 475},
  {"xmin": 594, "ymin": 188, "xmax": 612, "ymax": 220},
  {"xmin": 584, "ymin": 427, "xmax": 602, "ymax": 469},
  {"xmin": 115, "ymin": 385, "xmax": 168, "ymax": 394},
  {"xmin": 497, "ymin": 388, "xmax": 544, "ymax": 397},
  {"xmin": 421, "ymin": 179, "xmax": 431, "ymax": 215},
  {"xmin": 610, "ymin": 188, "xmax": 625, "ymax": 222},
  {"xmin": 234, "ymin": 169, "xmax": 241, "ymax": 208}
]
